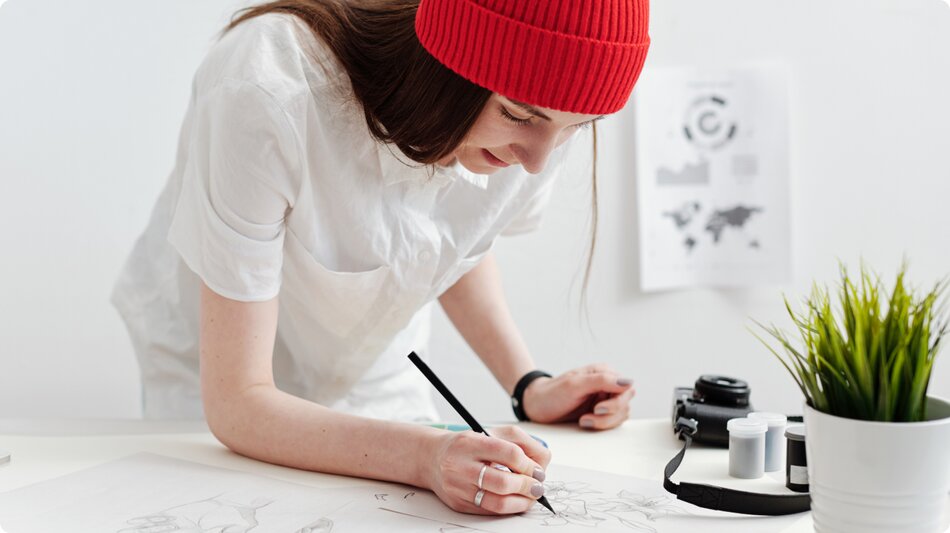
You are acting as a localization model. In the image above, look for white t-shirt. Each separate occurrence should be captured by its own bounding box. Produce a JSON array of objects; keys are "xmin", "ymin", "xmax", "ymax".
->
[{"xmin": 111, "ymin": 13, "xmax": 578, "ymax": 420}]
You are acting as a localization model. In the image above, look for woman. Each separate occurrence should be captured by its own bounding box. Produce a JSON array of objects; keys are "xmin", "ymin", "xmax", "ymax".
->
[{"xmin": 112, "ymin": 0, "xmax": 650, "ymax": 515}]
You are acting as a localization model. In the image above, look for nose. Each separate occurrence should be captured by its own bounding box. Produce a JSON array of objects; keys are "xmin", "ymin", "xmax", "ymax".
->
[{"xmin": 510, "ymin": 130, "xmax": 561, "ymax": 175}]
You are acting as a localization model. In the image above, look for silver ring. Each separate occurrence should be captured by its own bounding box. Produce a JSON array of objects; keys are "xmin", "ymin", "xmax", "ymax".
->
[
  {"xmin": 477, "ymin": 464, "xmax": 489, "ymax": 490},
  {"xmin": 474, "ymin": 489, "xmax": 485, "ymax": 507}
]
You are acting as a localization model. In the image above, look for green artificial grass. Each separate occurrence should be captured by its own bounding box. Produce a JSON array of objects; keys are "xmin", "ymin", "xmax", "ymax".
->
[{"xmin": 753, "ymin": 263, "xmax": 947, "ymax": 422}]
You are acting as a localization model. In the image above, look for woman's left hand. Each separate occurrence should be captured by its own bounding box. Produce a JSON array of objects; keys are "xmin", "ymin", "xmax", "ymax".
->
[{"xmin": 521, "ymin": 364, "xmax": 635, "ymax": 430}]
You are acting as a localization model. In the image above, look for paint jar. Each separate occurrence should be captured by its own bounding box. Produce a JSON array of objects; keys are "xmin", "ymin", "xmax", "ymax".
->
[
  {"xmin": 784, "ymin": 424, "xmax": 808, "ymax": 492},
  {"xmin": 748, "ymin": 412, "xmax": 787, "ymax": 472},
  {"xmin": 727, "ymin": 417, "xmax": 768, "ymax": 479}
]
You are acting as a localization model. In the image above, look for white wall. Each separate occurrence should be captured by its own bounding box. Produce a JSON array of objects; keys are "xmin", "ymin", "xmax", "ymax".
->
[
  {"xmin": 0, "ymin": 0, "xmax": 249, "ymax": 417},
  {"xmin": 1, "ymin": 0, "xmax": 948, "ymax": 421}
]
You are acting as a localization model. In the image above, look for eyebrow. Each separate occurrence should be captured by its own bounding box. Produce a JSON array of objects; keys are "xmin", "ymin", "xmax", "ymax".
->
[
  {"xmin": 508, "ymin": 98, "xmax": 553, "ymax": 121},
  {"xmin": 506, "ymin": 98, "xmax": 606, "ymax": 126}
]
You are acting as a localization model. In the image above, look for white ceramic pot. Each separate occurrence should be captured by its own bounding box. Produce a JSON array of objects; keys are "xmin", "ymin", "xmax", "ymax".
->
[{"xmin": 804, "ymin": 396, "xmax": 950, "ymax": 533}]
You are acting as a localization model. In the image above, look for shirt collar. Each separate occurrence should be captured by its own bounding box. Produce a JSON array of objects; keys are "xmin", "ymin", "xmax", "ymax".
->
[
  {"xmin": 443, "ymin": 159, "xmax": 491, "ymax": 189},
  {"xmin": 376, "ymin": 142, "xmax": 491, "ymax": 190}
]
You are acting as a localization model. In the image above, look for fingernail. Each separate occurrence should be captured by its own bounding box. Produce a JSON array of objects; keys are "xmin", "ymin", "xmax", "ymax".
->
[
  {"xmin": 594, "ymin": 406, "xmax": 609, "ymax": 415},
  {"xmin": 580, "ymin": 419, "xmax": 594, "ymax": 428},
  {"xmin": 531, "ymin": 483, "xmax": 545, "ymax": 498},
  {"xmin": 617, "ymin": 378, "xmax": 633, "ymax": 386},
  {"xmin": 533, "ymin": 467, "xmax": 546, "ymax": 482}
]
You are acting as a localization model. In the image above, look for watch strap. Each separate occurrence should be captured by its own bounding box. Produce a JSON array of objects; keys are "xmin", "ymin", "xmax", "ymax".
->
[{"xmin": 511, "ymin": 370, "xmax": 552, "ymax": 422}]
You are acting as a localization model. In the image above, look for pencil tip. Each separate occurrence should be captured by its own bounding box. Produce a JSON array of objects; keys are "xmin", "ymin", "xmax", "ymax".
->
[{"xmin": 538, "ymin": 496, "xmax": 556, "ymax": 515}]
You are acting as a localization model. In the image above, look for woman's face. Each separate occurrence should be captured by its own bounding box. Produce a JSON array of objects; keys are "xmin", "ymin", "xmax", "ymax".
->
[{"xmin": 442, "ymin": 93, "xmax": 604, "ymax": 175}]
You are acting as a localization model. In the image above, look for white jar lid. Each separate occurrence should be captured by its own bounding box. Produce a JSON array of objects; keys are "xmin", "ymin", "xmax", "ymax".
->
[
  {"xmin": 748, "ymin": 412, "xmax": 788, "ymax": 427},
  {"xmin": 727, "ymin": 417, "xmax": 768, "ymax": 436},
  {"xmin": 785, "ymin": 423, "xmax": 806, "ymax": 441}
]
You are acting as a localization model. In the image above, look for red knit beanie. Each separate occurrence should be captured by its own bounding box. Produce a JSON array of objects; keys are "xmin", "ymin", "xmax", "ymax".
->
[{"xmin": 414, "ymin": 0, "xmax": 651, "ymax": 115}]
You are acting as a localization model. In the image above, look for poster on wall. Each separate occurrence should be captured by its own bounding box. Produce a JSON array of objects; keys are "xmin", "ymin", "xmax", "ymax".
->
[{"xmin": 632, "ymin": 65, "xmax": 791, "ymax": 292}]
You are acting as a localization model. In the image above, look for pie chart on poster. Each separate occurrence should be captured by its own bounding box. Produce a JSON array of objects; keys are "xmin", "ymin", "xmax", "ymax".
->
[{"xmin": 682, "ymin": 94, "xmax": 738, "ymax": 151}]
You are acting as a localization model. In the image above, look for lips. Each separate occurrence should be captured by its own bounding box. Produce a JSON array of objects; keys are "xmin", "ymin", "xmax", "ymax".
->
[{"xmin": 482, "ymin": 148, "xmax": 510, "ymax": 168}]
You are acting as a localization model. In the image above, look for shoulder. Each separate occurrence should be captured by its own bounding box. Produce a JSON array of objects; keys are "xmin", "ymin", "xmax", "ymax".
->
[{"xmin": 193, "ymin": 13, "xmax": 347, "ymax": 110}]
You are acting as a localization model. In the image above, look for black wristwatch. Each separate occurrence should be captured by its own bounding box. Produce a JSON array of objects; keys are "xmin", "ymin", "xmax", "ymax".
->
[{"xmin": 511, "ymin": 370, "xmax": 552, "ymax": 422}]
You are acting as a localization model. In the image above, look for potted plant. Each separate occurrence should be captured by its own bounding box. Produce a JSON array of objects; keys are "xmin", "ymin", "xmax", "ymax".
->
[{"xmin": 754, "ymin": 263, "xmax": 950, "ymax": 533}]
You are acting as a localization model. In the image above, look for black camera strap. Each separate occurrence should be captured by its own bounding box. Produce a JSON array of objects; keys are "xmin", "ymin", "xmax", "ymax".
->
[{"xmin": 663, "ymin": 418, "xmax": 810, "ymax": 516}]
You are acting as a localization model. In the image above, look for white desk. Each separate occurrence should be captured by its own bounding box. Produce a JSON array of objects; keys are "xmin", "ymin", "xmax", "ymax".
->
[{"xmin": 0, "ymin": 418, "xmax": 813, "ymax": 531}]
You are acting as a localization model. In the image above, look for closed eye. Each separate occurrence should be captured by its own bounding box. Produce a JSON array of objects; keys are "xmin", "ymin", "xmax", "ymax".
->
[{"xmin": 500, "ymin": 106, "xmax": 532, "ymax": 126}]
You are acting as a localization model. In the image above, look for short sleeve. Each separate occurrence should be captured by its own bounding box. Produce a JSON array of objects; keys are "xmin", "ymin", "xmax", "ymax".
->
[
  {"xmin": 500, "ymin": 178, "xmax": 558, "ymax": 236},
  {"xmin": 167, "ymin": 79, "xmax": 301, "ymax": 302},
  {"xmin": 500, "ymin": 131, "xmax": 585, "ymax": 236}
]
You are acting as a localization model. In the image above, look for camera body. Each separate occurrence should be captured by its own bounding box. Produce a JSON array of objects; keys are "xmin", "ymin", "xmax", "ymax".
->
[{"xmin": 672, "ymin": 375, "xmax": 753, "ymax": 447}]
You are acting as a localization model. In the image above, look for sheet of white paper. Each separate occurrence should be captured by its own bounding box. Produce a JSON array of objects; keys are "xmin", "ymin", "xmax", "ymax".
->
[
  {"xmin": 0, "ymin": 453, "xmax": 492, "ymax": 533},
  {"xmin": 632, "ymin": 65, "xmax": 792, "ymax": 292},
  {"xmin": 380, "ymin": 463, "xmax": 802, "ymax": 533},
  {"xmin": 0, "ymin": 453, "xmax": 363, "ymax": 532},
  {"xmin": 0, "ymin": 454, "xmax": 802, "ymax": 532}
]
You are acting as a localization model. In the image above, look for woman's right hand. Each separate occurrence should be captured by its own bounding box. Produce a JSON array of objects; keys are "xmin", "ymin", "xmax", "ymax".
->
[{"xmin": 423, "ymin": 425, "xmax": 552, "ymax": 515}]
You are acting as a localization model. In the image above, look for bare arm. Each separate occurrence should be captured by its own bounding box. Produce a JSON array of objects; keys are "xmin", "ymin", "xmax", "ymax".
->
[
  {"xmin": 199, "ymin": 282, "xmax": 440, "ymax": 486},
  {"xmin": 199, "ymin": 281, "xmax": 549, "ymax": 513},
  {"xmin": 438, "ymin": 251, "xmax": 636, "ymax": 427},
  {"xmin": 438, "ymin": 251, "xmax": 536, "ymax": 395}
]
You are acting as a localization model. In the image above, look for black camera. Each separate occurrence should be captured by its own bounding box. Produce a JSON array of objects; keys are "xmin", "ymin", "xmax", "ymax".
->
[{"xmin": 672, "ymin": 375, "xmax": 752, "ymax": 447}]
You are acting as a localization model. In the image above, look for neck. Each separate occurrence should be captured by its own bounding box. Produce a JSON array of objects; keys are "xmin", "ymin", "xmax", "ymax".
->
[{"xmin": 436, "ymin": 154, "xmax": 457, "ymax": 167}]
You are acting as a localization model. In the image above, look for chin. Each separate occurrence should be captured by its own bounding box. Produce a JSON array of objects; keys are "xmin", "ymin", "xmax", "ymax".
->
[{"xmin": 458, "ymin": 157, "xmax": 503, "ymax": 175}]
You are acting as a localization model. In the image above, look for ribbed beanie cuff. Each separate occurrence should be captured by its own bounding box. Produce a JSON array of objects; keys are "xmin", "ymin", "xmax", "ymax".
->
[{"xmin": 415, "ymin": 0, "xmax": 650, "ymax": 115}]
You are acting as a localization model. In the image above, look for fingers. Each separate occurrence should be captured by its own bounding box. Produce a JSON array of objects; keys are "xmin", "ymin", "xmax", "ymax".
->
[
  {"xmin": 447, "ymin": 483, "xmax": 538, "ymax": 515},
  {"xmin": 486, "ymin": 425, "xmax": 552, "ymax": 470},
  {"xmin": 474, "ymin": 489, "xmax": 539, "ymax": 515},
  {"xmin": 580, "ymin": 386, "xmax": 636, "ymax": 430},
  {"xmin": 478, "ymin": 463, "xmax": 545, "ymax": 500},
  {"xmin": 568, "ymin": 370, "xmax": 634, "ymax": 396},
  {"xmin": 472, "ymin": 431, "xmax": 545, "ymax": 477},
  {"xmin": 435, "ymin": 430, "xmax": 547, "ymax": 516},
  {"xmin": 592, "ymin": 386, "xmax": 636, "ymax": 415}
]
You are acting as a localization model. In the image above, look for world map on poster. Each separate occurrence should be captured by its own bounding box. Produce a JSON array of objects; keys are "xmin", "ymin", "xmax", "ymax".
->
[{"xmin": 662, "ymin": 201, "xmax": 763, "ymax": 252}]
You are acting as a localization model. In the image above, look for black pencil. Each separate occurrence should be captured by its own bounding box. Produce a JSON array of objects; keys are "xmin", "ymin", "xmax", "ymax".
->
[{"xmin": 408, "ymin": 351, "xmax": 556, "ymax": 515}]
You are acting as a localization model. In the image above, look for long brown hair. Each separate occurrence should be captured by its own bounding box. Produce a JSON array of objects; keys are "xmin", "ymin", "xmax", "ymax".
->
[
  {"xmin": 227, "ymin": 0, "xmax": 489, "ymax": 165},
  {"xmin": 226, "ymin": 0, "xmax": 598, "ymax": 305}
]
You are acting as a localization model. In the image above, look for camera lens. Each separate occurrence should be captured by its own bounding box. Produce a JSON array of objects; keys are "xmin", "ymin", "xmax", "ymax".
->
[{"xmin": 693, "ymin": 375, "xmax": 751, "ymax": 407}]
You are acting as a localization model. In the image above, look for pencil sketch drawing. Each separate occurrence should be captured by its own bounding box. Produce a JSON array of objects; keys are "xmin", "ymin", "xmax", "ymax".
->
[
  {"xmin": 117, "ymin": 494, "xmax": 275, "ymax": 532},
  {"xmin": 117, "ymin": 494, "xmax": 340, "ymax": 533},
  {"xmin": 378, "ymin": 484, "xmax": 689, "ymax": 533},
  {"xmin": 293, "ymin": 517, "xmax": 335, "ymax": 533},
  {"xmin": 519, "ymin": 480, "xmax": 692, "ymax": 531}
]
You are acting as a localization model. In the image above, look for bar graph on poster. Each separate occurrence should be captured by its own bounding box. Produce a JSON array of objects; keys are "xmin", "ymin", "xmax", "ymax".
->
[{"xmin": 632, "ymin": 66, "xmax": 791, "ymax": 291}]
